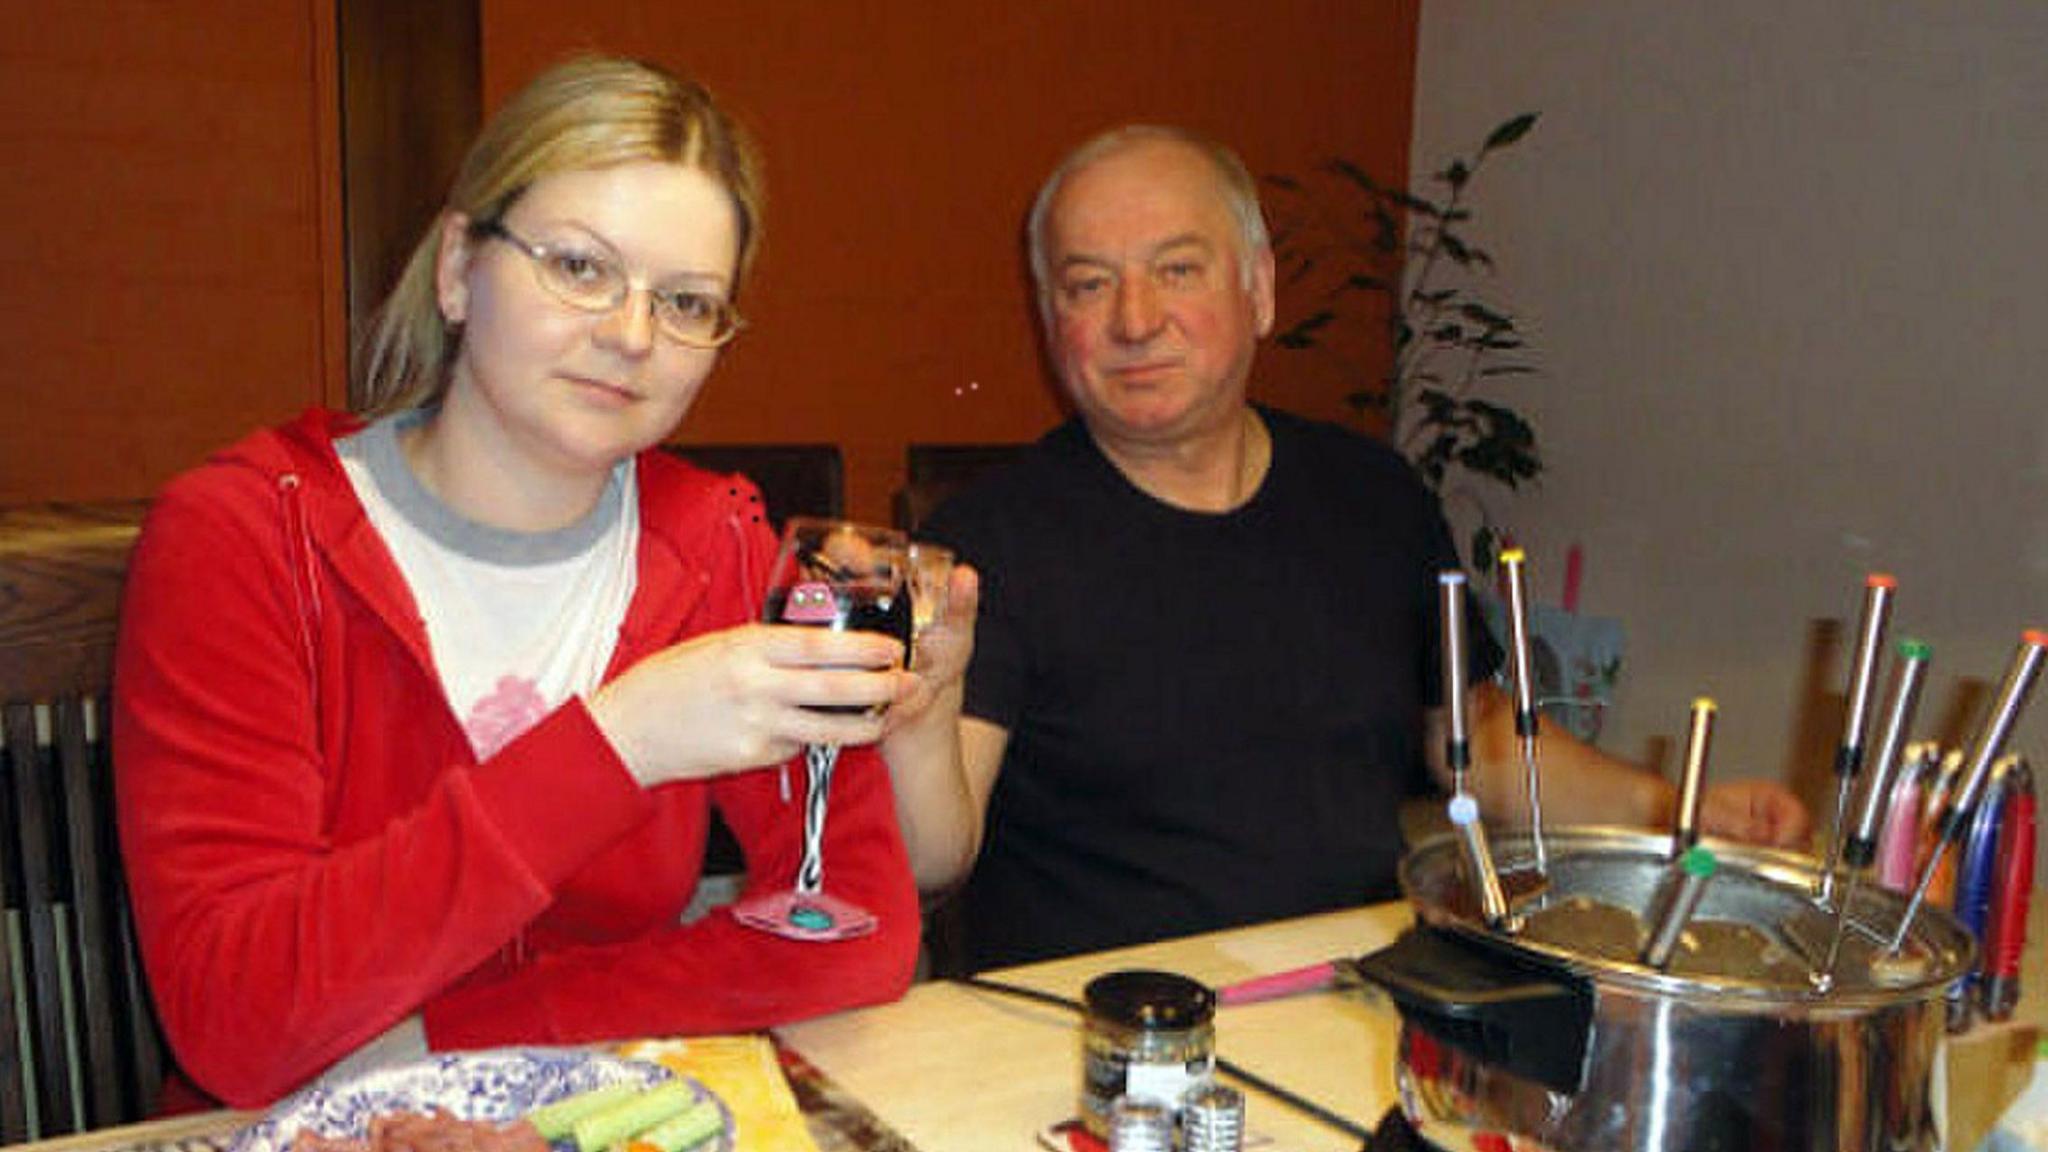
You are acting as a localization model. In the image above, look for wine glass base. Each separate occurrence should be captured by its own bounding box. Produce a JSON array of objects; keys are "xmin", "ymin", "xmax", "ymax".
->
[{"xmin": 732, "ymin": 888, "xmax": 878, "ymax": 942}]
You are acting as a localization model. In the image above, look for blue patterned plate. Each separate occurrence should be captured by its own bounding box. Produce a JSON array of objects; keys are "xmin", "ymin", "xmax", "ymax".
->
[{"xmin": 230, "ymin": 1047, "xmax": 732, "ymax": 1152}]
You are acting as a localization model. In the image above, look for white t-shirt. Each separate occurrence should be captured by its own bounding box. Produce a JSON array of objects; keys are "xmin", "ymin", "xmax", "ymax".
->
[{"xmin": 337, "ymin": 414, "xmax": 639, "ymax": 760}]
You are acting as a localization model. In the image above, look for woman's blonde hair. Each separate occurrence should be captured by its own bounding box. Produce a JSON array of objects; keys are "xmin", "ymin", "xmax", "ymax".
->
[{"xmin": 356, "ymin": 56, "xmax": 764, "ymax": 415}]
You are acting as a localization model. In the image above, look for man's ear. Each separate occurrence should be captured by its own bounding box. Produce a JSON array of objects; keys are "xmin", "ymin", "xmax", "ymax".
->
[{"xmin": 1251, "ymin": 244, "xmax": 1277, "ymax": 337}]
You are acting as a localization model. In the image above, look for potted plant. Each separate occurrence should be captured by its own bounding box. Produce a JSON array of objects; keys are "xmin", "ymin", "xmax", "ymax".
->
[{"xmin": 1268, "ymin": 113, "xmax": 1543, "ymax": 576}]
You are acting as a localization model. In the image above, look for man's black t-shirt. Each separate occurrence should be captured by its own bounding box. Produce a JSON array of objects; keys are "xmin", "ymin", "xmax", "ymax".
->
[{"xmin": 921, "ymin": 407, "xmax": 1499, "ymax": 971}]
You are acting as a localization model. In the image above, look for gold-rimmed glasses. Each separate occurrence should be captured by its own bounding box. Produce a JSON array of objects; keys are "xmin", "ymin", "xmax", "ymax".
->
[{"xmin": 475, "ymin": 219, "xmax": 746, "ymax": 348}]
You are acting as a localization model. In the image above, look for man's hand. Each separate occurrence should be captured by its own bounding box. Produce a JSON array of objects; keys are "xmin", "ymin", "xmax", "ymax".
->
[
  {"xmin": 882, "ymin": 564, "xmax": 978, "ymax": 733},
  {"xmin": 1699, "ymin": 779, "xmax": 1813, "ymax": 849}
]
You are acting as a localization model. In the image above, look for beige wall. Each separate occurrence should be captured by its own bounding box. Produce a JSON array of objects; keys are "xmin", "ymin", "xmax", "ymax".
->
[{"xmin": 1411, "ymin": 6, "xmax": 2048, "ymax": 806}]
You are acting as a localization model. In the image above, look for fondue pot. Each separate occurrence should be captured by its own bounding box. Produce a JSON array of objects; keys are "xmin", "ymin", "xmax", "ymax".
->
[{"xmin": 1354, "ymin": 828, "xmax": 1974, "ymax": 1152}]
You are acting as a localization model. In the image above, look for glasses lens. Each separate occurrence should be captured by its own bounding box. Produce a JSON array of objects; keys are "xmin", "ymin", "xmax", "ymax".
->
[
  {"xmin": 534, "ymin": 247, "xmax": 625, "ymax": 312},
  {"xmin": 652, "ymin": 289, "xmax": 739, "ymax": 347},
  {"xmin": 655, "ymin": 289, "xmax": 729, "ymax": 342}
]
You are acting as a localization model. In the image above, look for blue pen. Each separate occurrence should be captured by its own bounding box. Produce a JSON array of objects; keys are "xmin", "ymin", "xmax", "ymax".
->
[{"xmin": 1946, "ymin": 757, "xmax": 2012, "ymax": 1032}]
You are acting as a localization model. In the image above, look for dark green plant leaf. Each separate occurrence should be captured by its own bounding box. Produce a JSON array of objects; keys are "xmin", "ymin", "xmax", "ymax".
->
[
  {"xmin": 1443, "ymin": 160, "xmax": 1470, "ymax": 190},
  {"xmin": 1418, "ymin": 433, "xmax": 1455, "ymax": 486},
  {"xmin": 1484, "ymin": 112, "xmax": 1539, "ymax": 152},
  {"xmin": 1389, "ymin": 189, "xmax": 1439, "ymax": 217},
  {"xmin": 1437, "ymin": 238, "xmax": 1497, "ymax": 272},
  {"xmin": 1471, "ymin": 527, "xmax": 1499, "ymax": 577},
  {"xmin": 1327, "ymin": 157, "xmax": 1381, "ymax": 194},
  {"xmin": 1460, "ymin": 301, "xmax": 1513, "ymax": 328},
  {"xmin": 1345, "ymin": 386, "xmax": 1393, "ymax": 412},
  {"xmin": 1275, "ymin": 309, "xmax": 1338, "ymax": 349}
]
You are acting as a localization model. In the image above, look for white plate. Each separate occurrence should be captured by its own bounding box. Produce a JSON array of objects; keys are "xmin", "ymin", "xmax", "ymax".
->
[{"xmin": 231, "ymin": 1047, "xmax": 732, "ymax": 1152}]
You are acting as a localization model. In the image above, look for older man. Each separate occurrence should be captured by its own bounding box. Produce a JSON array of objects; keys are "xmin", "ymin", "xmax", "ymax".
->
[{"xmin": 916, "ymin": 126, "xmax": 1808, "ymax": 971}]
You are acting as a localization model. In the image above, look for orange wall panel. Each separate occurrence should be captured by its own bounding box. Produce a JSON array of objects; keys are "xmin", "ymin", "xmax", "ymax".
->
[
  {"xmin": 0, "ymin": 0, "xmax": 344, "ymax": 504},
  {"xmin": 2, "ymin": 2, "xmax": 1413, "ymax": 517},
  {"xmin": 480, "ymin": 1, "xmax": 1418, "ymax": 521}
]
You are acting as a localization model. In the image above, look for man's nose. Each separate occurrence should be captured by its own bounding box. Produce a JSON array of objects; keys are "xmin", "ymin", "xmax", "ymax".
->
[
  {"xmin": 1111, "ymin": 276, "xmax": 1164, "ymax": 342},
  {"xmin": 595, "ymin": 285, "xmax": 658, "ymax": 354}
]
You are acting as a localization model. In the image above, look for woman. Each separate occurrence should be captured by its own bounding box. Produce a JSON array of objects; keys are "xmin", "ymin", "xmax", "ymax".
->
[{"xmin": 114, "ymin": 56, "xmax": 975, "ymax": 1108}]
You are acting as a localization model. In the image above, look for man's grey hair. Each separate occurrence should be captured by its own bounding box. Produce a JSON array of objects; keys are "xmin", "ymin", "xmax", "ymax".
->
[{"xmin": 1025, "ymin": 124, "xmax": 1272, "ymax": 304}]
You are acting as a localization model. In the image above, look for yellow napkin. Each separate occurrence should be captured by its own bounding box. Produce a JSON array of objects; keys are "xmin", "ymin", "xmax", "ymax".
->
[{"xmin": 616, "ymin": 1037, "xmax": 820, "ymax": 1152}]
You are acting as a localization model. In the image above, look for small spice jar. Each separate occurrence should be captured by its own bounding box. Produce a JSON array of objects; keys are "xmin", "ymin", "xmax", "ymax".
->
[{"xmin": 1079, "ymin": 969, "xmax": 1217, "ymax": 1140}]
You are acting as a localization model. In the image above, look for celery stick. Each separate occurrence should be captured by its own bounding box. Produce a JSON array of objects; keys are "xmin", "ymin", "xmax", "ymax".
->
[
  {"xmin": 570, "ymin": 1081, "xmax": 697, "ymax": 1152},
  {"xmin": 527, "ymin": 1083, "xmax": 643, "ymax": 1141},
  {"xmin": 624, "ymin": 1100, "xmax": 723, "ymax": 1152}
]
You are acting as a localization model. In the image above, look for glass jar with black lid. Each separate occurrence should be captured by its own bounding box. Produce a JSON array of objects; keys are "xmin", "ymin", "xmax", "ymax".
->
[{"xmin": 1079, "ymin": 970, "xmax": 1217, "ymax": 1140}]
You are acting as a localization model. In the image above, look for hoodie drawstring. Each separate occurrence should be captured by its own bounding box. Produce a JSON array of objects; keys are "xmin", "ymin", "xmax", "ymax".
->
[{"xmin": 278, "ymin": 473, "xmax": 323, "ymax": 704}]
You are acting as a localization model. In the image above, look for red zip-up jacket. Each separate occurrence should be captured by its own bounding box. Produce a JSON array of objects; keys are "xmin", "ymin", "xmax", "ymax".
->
[{"xmin": 113, "ymin": 409, "xmax": 919, "ymax": 1108}]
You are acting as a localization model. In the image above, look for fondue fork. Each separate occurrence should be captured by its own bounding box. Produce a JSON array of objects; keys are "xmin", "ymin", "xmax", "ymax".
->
[
  {"xmin": 1671, "ymin": 697, "xmax": 1716, "ymax": 859},
  {"xmin": 1640, "ymin": 845, "xmax": 1717, "ymax": 970},
  {"xmin": 1501, "ymin": 549, "xmax": 1548, "ymax": 874},
  {"xmin": 1440, "ymin": 571, "xmax": 1516, "ymax": 929},
  {"xmin": 1886, "ymin": 631, "xmax": 2047, "ymax": 955},
  {"xmin": 1439, "ymin": 572, "xmax": 1475, "ymax": 800},
  {"xmin": 1449, "ymin": 793, "xmax": 1514, "ymax": 929},
  {"xmin": 1817, "ymin": 639, "xmax": 1930, "ymax": 991},
  {"xmin": 1820, "ymin": 574, "xmax": 1897, "ymax": 906}
]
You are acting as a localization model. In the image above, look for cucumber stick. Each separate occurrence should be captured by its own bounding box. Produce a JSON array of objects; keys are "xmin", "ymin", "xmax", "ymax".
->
[
  {"xmin": 526, "ymin": 1083, "xmax": 642, "ymax": 1141},
  {"xmin": 570, "ymin": 1081, "xmax": 698, "ymax": 1152},
  {"xmin": 628, "ymin": 1100, "xmax": 723, "ymax": 1152}
]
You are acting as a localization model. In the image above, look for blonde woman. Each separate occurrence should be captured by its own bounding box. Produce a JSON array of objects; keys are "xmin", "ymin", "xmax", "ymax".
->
[{"xmin": 115, "ymin": 56, "xmax": 975, "ymax": 1109}]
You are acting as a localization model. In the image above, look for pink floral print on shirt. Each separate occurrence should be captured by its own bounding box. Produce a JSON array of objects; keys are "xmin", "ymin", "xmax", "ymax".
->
[{"xmin": 465, "ymin": 675, "xmax": 550, "ymax": 760}]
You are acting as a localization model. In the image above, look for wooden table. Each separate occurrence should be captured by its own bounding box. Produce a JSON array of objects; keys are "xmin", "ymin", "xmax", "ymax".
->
[
  {"xmin": 2, "ymin": 904, "xmax": 1412, "ymax": 1152},
  {"xmin": 775, "ymin": 902, "xmax": 1416, "ymax": 1151},
  {"xmin": 11, "ymin": 897, "xmax": 2039, "ymax": 1152}
]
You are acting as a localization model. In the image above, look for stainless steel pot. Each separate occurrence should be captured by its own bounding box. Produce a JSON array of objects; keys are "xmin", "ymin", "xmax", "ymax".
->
[{"xmin": 1355, "ymin": 828, "xmax": 1974, "ymax": 1152}]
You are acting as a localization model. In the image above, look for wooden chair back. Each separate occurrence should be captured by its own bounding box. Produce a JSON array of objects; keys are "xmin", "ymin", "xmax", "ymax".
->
[
  {"xmin": 0, "ymin": 502, "xmax": 166, "ymax": 1142},
  {"xmin": 663, "ymin": 443, "xmax": 845, "ymax": 529},
  {"xmin": 893, "ymin": 443, "xmax": 1026, "ymax": 531}
]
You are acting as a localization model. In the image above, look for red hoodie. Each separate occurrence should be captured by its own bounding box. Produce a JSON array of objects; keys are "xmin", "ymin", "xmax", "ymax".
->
[{"xmin": 113, "ymin": 409, "xmax": 919, "ymax": 1108}]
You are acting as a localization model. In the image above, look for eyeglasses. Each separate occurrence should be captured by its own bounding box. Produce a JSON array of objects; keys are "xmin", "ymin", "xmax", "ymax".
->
[{"xmin": 476, "ymin": 219, "xmax": 745, "ymax": 348}]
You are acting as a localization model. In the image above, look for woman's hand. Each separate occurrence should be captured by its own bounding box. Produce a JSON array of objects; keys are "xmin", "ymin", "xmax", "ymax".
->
[{"xmin": 588, "ymin": 622, "xmax": 913, "ymax": 788}]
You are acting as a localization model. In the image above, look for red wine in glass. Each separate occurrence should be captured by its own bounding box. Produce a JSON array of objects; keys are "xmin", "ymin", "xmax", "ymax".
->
[{"xmin": 764, "ymin": 580, "xmax": 912, "ymax": 705}]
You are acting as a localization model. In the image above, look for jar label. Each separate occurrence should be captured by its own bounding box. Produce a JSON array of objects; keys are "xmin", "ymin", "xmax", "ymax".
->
[
  {"xmin": 1126, "ymin": 1055, "xmax": 1213, "ymax": 1107},
  {"xmin": 1081, "ymin": 1052, "xmax": 1217, "ymax": 1139}
]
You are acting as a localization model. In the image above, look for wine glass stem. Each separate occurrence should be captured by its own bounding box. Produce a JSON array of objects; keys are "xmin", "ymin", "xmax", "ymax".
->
[{"xmin": 796, "ymin": 742, "xmax": 840, "ymax": 894}]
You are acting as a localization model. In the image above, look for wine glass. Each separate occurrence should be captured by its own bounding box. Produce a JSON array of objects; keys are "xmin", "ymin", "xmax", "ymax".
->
[{"xmin": 733, "ymin": 518, "xmax": 910, "ymax": 943}]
